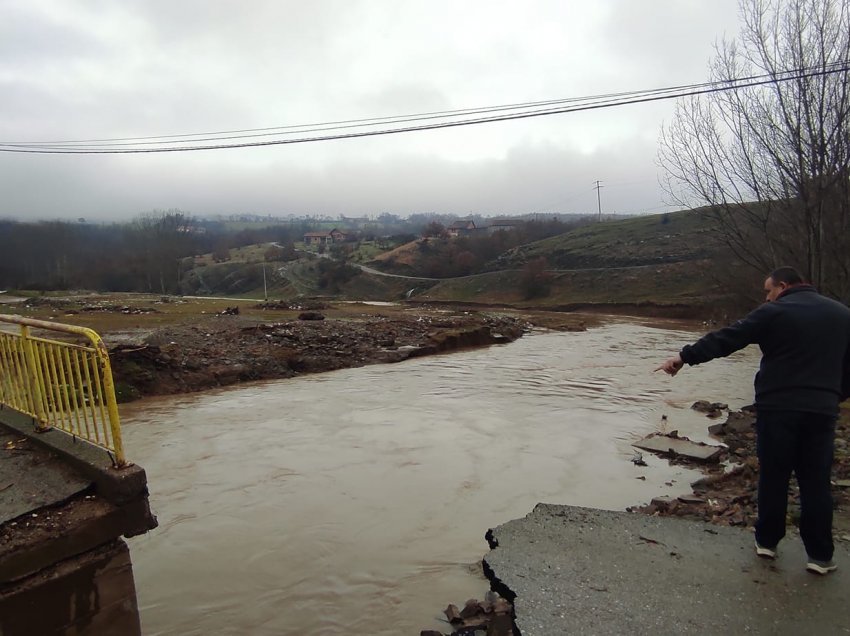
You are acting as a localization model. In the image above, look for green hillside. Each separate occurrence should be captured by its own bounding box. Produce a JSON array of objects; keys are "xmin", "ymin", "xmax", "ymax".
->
[{"xmin": 493, "ymin": 208, "xmax": 720, "ymax": 270}]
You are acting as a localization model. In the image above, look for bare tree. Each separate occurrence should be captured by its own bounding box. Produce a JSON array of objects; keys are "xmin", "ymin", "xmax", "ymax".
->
[{"xmin": 659, "ymin": 0, "xmax": 850, "ymax": 301}]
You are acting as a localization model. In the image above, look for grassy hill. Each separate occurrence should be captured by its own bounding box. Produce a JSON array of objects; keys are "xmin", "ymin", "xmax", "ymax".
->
[
  {"xmin": 491, "ymin": 208, "xmax": 720, "ymax": 270},
  {"xmin": 409, "ymin": 209, "xmax": 738, "ymax": 316},
  {"xmin": 414, "ymin": 261, "xmax": 724, "ymax": 315}
]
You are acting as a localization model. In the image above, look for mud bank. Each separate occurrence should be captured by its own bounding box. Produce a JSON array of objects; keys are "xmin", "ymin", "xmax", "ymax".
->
[{"xmin": 108, "ymin": 311, "xmax": 530, "ymax": 402}]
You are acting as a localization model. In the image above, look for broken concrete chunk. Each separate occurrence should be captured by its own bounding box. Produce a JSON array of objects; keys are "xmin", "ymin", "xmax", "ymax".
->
[
  {"xmin": 634, "ymin": 433, "xmax": 724, "ymax": 463},
  {"xmin": 650, "ymin": 495, "xmax": 673, "ymax": 509},
  {"xmin": 678, "ymin": 494, "xmax": 706, "ymax": 504}
]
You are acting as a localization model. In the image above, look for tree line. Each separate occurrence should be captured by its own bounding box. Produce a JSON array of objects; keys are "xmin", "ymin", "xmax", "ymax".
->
[{"xmin": 0, "ymin": 212, "xmax": 314, "ymax": 293}]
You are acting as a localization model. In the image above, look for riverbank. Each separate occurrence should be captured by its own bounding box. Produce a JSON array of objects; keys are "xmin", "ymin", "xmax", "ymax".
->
[
  {"xmin": 632, "ymin": 403, "xmax": 850, "ymax": 537},
  {"xmin": 1, "ymin": 294, "xmax": 591, "ymax": 402},
  {"xmin": 106, "ymin": 305, "xmax": 587, "ymax": 402}
]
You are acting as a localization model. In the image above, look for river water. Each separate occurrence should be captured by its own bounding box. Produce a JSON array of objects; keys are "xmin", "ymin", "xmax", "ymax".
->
[{"xmin": 122, "ymin": 320, "xmax": 759, "ymax": 635}]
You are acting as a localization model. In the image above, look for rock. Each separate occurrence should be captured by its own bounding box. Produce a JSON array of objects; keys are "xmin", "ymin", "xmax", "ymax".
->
[
  {"xmin": 707, "ymin": 422, "xmax": 725, "ymax": 436},
  {"xmin": 650, "ymin": 496, "xmax": 673, "ymax": 510},
  {"xmin": 724, "ymin": 410, "xmax": 756, "ymax": 433},
  {"xmin": 692, "ymin": 400, "xmax": 728, "ymax": 413},
  {"xmin": 691, "ymin": 400, "xmax": 728, "ymax": 419},
  {"xmin": 298, "ymin": 311, "xmax": 325, "ymax": 321},
  {"xmin": 460, "ymin": 599, "xmax": 482, "ymax": 619},
  {"xmin": 445, "ymin": 604, "xmax": 462, "ymax": 624},
  {"xmin": 420, "ymin": 631, "xmax": 444, "ymax": 636}
]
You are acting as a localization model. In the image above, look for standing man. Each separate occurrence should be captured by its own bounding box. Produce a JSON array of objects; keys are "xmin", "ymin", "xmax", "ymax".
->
[{"xmin": 656, "ymin": 267, "xmax": 850, "ymax": 574}]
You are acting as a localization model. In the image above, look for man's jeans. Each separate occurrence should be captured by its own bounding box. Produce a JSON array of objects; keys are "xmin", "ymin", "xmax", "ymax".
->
[{"xmin": 755, "ymin": 410, "xmax": 836, "ymax": 561}]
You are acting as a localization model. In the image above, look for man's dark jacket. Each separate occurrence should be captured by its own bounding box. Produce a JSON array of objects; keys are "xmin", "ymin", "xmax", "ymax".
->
[{"xmin": 680, "ymin": 285, "xmax": 850, "ymax": 415}]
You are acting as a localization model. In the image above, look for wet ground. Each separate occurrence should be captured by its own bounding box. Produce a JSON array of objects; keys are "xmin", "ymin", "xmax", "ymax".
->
[{"xmin": 485, "ymin": 504, "xmax": 850, "ymax": 635}]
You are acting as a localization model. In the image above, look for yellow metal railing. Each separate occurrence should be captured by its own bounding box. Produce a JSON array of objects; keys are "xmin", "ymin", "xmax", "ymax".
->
[{"xmin": 0, "ymin": 314, "xmax": 126, "ymax": 467}]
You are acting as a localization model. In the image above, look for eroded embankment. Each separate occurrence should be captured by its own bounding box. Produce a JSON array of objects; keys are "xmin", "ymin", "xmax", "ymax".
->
[{"xmin": 108, "ymin": 312, "xmax": 530, "ymax": 402}]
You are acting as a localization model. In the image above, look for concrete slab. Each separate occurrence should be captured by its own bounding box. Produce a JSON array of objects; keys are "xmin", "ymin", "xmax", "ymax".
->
[
  {"xmin": 485, "ymin": 504, "xmax": 850, "ymax": 635},
  {"xmin": 634, "ymin": 433, "xmax": 724, "ymax": 462},
  {"xmin": 0, "ymin": 408, "xmax": 149, "ymax": 505},
  {"xmin": 0, "ymin": 428, "xmax": 90, "ymax": 525}
]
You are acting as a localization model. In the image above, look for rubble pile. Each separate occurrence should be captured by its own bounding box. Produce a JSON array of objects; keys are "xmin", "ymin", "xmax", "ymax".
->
[
  {"xmin": 633, "ymin": 402, "xmax": 850, "ymax": 536},
  {"xmin": 421, "ymin": 593, "xmax": 516, "ymax": 636}
]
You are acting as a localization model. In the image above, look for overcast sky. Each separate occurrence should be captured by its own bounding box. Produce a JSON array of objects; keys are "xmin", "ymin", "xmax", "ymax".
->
[{"xmin": 0, "ymin": 0, "xmax": 742, "ymax": 222}]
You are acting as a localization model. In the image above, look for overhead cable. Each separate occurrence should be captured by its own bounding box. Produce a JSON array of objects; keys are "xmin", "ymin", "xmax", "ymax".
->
[{"xmin": 1, "ymin": 62, "xmax": 847, "ymax": 154}]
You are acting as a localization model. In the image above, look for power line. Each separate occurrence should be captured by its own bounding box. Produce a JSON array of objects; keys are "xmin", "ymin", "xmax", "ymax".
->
[{"xmin": 2, "ymin": 62, "xmax": 847, "ymax": 154}]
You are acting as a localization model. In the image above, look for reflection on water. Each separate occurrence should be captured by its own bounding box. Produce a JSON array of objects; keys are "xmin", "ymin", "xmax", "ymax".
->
[{"xmin": 123, "ymin": 322, "xmax": 759, "ymax": 636}]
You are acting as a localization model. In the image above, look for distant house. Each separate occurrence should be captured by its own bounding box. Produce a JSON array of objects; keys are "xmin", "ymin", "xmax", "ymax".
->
[
  {"xmin": 303, "ymin": 228, "xmax": 350, "ymax": 245},
  {"xmin": 447, "ymin": 219, "xmax": 476, "ymax": 238},
  {"xmin": 329, "ymin": 228, "xmax": 349, "ymax": 242},
  {"xmin": 487, "ymin": 220, "xmax": 521, "ymax": 234},
  {"xmin": 303, "ymin": 231, "xmax": 332, "ymax": 245}
]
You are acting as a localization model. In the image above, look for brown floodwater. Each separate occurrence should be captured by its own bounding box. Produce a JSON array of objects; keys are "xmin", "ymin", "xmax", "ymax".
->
[{"xmin": 122, "ymin": 320, "xmax": 759, "ymax": 635}]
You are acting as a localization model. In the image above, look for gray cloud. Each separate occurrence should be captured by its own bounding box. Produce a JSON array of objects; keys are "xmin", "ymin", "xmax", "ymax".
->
[{"xmin": 0, "ymin": 0, "xmax": 742, "ymax": 221}]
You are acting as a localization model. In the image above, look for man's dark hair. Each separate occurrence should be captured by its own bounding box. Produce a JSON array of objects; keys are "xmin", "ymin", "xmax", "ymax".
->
[{"xmin": 769, "ymin": 266, "xmax": 805, "ymax": 286}]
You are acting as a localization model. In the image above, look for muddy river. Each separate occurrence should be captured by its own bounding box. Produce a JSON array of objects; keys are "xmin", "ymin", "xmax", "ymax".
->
[{"xmin": 122, "ymin": 320, "xmax": 759, "ymax": 635}]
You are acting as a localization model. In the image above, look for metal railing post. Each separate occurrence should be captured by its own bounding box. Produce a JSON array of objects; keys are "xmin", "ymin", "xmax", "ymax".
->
[{"xmin": 19, "ymin": 324, "xmax": 48, "ymax": 430}]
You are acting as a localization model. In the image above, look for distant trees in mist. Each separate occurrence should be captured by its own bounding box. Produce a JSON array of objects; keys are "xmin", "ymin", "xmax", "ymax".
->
[
  {"xmin": 0, "ymin": 211, "xmax": 313, "ymax": 294},
  {"xmin": 0, "ymin": 210, "xmax": 585, "ymax": 293}
]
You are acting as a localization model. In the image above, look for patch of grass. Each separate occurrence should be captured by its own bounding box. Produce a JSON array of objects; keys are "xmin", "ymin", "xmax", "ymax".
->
[
  {"xmin": 193, "ymin": 242, "xmax": 274, "ymax": 267},
  {"xmin": 499, "ymin": 209, "xmax": 721, "ymax": 270},
  {"xmin": 350, "ymin": 241, "xmax": 391, "ymax": 262},
  {"xmin": 417, "ymin": 260, "xmax": 726, "ymax": 309}
]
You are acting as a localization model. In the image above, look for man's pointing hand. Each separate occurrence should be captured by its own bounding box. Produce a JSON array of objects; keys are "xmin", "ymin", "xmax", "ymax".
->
[{"xmin": 655, "ymin": 354, "xmax": 684, "ymax": 376}]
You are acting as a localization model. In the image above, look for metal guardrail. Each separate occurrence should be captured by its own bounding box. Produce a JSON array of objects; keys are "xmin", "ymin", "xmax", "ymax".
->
[{"xmin": 0, "ymin": 314, "xmax": 126, "ymax": 467}]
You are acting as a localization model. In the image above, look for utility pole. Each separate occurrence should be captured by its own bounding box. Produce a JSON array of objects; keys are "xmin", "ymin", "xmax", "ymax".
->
[
  {"xmin": 262, "ymin": 260, "xmax": 268, "ymax": 301},
  {"xmin": 594, "ymin": 180, "xmax": 604, "ymax": 221}
]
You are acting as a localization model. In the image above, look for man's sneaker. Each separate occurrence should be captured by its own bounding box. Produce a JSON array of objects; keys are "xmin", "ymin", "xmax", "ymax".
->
[
  {"xmin": 755, "ymin": 541, "xmax": 776, "ymax": 559},
  {"xmin": 806, "ymin": 559, "xmax": 837, "ymax": 575}
]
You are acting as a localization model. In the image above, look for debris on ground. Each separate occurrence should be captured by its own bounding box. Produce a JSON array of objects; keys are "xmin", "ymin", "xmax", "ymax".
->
[
  {"xmin": 422, "ymin": 591, "xmax": 516, "ymax": 636},
  {"xmin": 632, "ymin": 404, "xmax": 850, "ymax": 536},
  {"xmin": 631, "ymin": 451, "xmax": 648, "ymax": 467}
]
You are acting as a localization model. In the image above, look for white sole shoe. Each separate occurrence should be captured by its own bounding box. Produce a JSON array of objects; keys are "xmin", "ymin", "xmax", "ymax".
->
[
  {"xmin": 806, "ymin": 560, "xmax": 837, "ymax": 575},
  {"xmin": 755, "ymin": 541, "xmax": 776, "ymax": 559}
]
